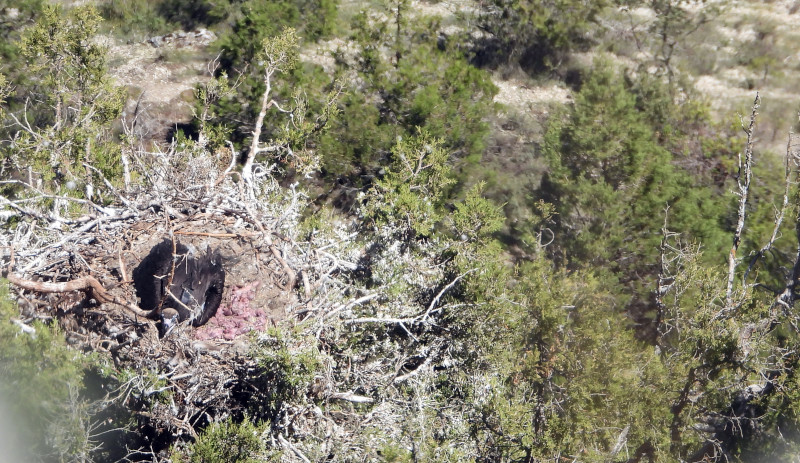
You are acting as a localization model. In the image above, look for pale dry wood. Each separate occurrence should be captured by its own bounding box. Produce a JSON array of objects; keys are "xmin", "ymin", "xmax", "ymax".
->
[
  {"xmin": 175, "ymin": 230, "xmax": 258, "ymax": 238},
  {"xmin": 328, "ymin": 391, "xmax": 374, "ymax": 403},
  {"xmin": 743, "ymin": 132, "xmax": 796, "ymax": 285},
  {"xmin": 726, "ymin": 93, "xmax": 759, "ymax": 309},
  {"xmin": 278, "ymin": 434, "xmax": 311, "ymax": 463},
  {"xmin": 6, "ymin": 271, "xmax": 150, "ymax": 318}
]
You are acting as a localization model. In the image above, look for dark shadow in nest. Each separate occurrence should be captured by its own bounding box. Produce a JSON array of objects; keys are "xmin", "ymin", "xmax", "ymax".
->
[{"xmin": 132, "ymin": 239, "xmax": 225, "ymax": 334}]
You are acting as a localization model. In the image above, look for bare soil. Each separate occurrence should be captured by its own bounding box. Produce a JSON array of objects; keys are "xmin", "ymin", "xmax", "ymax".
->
[{"xmin": 104, "ymin": 31, "xmax": 215, "ymax": 143}]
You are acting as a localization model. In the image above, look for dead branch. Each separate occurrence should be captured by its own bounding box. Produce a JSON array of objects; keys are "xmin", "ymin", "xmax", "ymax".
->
[
  {"xmin": 175, "ymin": 230, "xmax": 258, "ymax": 238},
  {"xmin": 726, "ymin": 93, "xmax": 759, "ymax": 310},
  {"xmin": 744, "ymin": 132, "xmax": 796, "ymax": 285},
  {"xmin": 394, "ymin": 354, "xmax": 434, "ymax": 384},
  {"xmin": 421, "ymin": 269, "xmax": 477, "ymax": 323},
  {"xmin": 11, "ymin": 318, "xmax": 36, "ymax": 335},
  {"xmin": 156, "ymin": 233, "xmax": 179, "ymax": 314},
  {"xmin": 738, "ymin": 132, "xmax": 799, "ymax": 356},
  {"xmin": 0, "ymin": 178, "xmax": 119, "ymax": 216},
  {"xmin": 6, "ymin": 271, "xmax": 150, "ymax": 318},
  {"xmin": 82, "ymin": 162, "xmax": 136, "ymax": 210},
  {"xmin": 656, "ymin": 208, "xmax": 673, "ymax": 316},
  {"xmin": 233, "ymin": 180, "xmax": 297, "ymax": 290},
  {"xmin": 327, "ymin": 391, "xmax": 374, "ymax": 403},
  {"xmin": 243, "ymin": 53, "xmax": 291, "ymax": 187},
  {"xmin": 323, "ymin": 292, "xmax": 380, "ymax": 320},
  {"xmin": 344, "ymin": 316, "xmax": 415, "ymax": 325},
  {"xmin": 278, "ymin": 434, "xmax": 311, "ymax": 463},
  {"xmin": 610, "ymin": 425, "xmax": 630, "ymax": 458},
  {"xmin": 213, "ymin": 141, "xmax": 239, "ymax": 188},
  {"xmin": 118, "ymin": 246, "xmax": 129, "ymax": 282}
]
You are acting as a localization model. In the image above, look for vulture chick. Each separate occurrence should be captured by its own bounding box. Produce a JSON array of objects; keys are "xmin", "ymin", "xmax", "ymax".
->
[{"xmin": 133, "ymin": 239, "xmax": 225, "ymax": 334}]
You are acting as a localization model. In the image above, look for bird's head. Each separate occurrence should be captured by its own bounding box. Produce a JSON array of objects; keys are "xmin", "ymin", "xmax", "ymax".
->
[{"xmin": 160, "ymin": 307, "xmax": 180, "ymax": 335}]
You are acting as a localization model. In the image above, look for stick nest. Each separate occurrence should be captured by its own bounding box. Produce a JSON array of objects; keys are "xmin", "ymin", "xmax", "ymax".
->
[{"xmin": 0, "ymin": 143, "xmax": 334, "ymax": 451}]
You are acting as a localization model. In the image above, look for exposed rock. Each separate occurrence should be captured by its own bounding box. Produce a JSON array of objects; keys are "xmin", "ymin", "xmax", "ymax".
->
[{"xmin": 147, "ymin": 28, "xmax": 217, "ymax": 48}]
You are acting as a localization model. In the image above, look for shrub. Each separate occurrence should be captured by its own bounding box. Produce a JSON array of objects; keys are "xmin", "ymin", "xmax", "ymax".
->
[
  {"xmin": 0, "ymin": 280, "xmax": 97, "ymax": 461},
  {"xmin": 173, "ymin": 417, "xmax": 275, "ymax": 463},
  {"xmin": 476, "ymin": 0, "xmax": 611, "ymax": 71}
]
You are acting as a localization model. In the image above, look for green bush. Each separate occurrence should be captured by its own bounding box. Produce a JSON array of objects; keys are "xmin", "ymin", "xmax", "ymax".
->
[
  {"xmin": 8, "ymin": 3, "xmax": 125, "ymax": 196},
  {"xmin": 541, "ymin": 61, "xmax": 730, "ymax": 275},
  {"xmin": 157, "ymin": 0, "xmax": 232, "ymax": 30},
  {"xmin": 99, "ymin": 0, "xmax": 238, "ymax": 36},
  {"xmin": 203, "ymin": 0, "xmax": 338, "ymax": 155},
  {"xmin": 0, "ymin": 0, "xmax": 44, "ymax": 88},
  {"xmin": 215, "ymin": 0, "xmax": 336, "ymax": 71},
  {"xmin": 362, "ymin": 131, "xmax": 454, "ymax": 237},
  {"xmin": 174, "ymin": 417, "xmax": 276, "ymax": 463},
  {"xmin": 319, "ymin": 11, "xmax": 496, "ymax": 193},
  {"xmin": 242, "ymin": 329, "xmax": 321, "ymax": 420},
  {"xmin": 99, "ymin": 0, "xmax": 170, "ymax": 36},
  {"xmin": 476, "ymin": 0, "xmax": 611, "ymax": 71},
  {"xmin": 0, "ymin": 280, "xmax": 96, "ymax": 461}
]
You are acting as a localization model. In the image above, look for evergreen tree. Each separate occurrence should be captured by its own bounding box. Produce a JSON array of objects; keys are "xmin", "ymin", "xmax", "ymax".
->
[{"xmin": 541, "ymin": 62, "xmax": 729, "ymax": 287}]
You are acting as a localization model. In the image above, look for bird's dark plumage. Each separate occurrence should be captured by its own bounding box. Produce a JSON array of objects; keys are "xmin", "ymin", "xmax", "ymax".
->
[{"xmin": 133, "ymin": 239, "xmax": 225, "ymax": 330}]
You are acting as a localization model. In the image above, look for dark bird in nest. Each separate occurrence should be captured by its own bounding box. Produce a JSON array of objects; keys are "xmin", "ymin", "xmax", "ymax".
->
[{"xmin": 133, "ymin": 239, "xmax": 225, "ymax": 334}]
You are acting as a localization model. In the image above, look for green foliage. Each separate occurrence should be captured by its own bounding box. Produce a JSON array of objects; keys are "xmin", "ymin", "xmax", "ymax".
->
[
  {"xmin": 215, "ymin": 0, "xmax": 336, "ymax": 72},
  {"xmin": 22, "ymin": 4, "xmax": 108, "ymax": 106},
  {"xmin": 451, "ymin": 182, "xmax": 505, "ymax": 241},
  {"xmin": 235, "ymin": 27, "xmax": 341, "ymax": 176},
  {"xmin": 468, "ymin": 259, "xmax": 673, "ymax": 460},
  {"xmin": 300, "ymin": 0, "xmax": 338, "ymax": 39},
  {"xmin": 245, "ymin": 329, "xmax": 321, "ymax": 419},
  {"xmin": 156, "ymin": 0, "xmax": 232, "ymax": 30},
  {"xmin": 737, "ymin": 150, "xmax": 796, "ymax": 288},
  {"xmin": 629, "ymin": 70, "xmax": 792, "ymax": 288},
  {"xmin": 0, "ymin": 280, "xmax": 97, "ymax": 462},
  {"xmin": 319, "ymin": 8, "xmax": 496, "ymax": 190},
  {"xmin": 0, "ymin": 0, "xmax": 44, "ymax": 90},
  {"xmin": 477, "ymin": 0, "xmax": 611, "ymax": 70},
  {"xmin": 98, "ymin": 0, "xmax": 170, "ymax": 36},
  {"xmin": 513, "ymin": 77, "xmax": 800, "ymax": 459},
  {"xmin": 362, "ymin": 131, "xmax": 454, "ymax": 237},
  {"xmin": 541, "ymin": 61, "xmax": 729, "ymax": 278},
  {"xmin": 0, "ymin": 73, "xmax": 8, "ymax": 120},
  {"xmin": 258, "ymin": 27, "xmax": 299, "ymax": 74},
  {"xmin": 643, "ymin": 0, "xmax": 725, "ymax": 82},
  {"xmin": 183, "ymin": 2, "xmax": 302, "ymax": 150},
  {"xmin": 318, "ymin": 91, "xmax": 390, "ymax": 178},
  {"xmin": 215, "ymin": 1, "xmax": 298, "ymax": 72},
  {"xmin": 445, "ymin": 182, "xmax": 508, "ymax": 306},
  {"xmin": 173, "ymin": 416, "xmax": 275, "ymax": 463},
  {"xmin": 207, "ymin": 8, "xmax": 340, "ymax": 173},
  {"xmin": 651, "ymin": 239, "xmax": 780, "ymax": 459},
  {"xmin": 358, "ymin": 131, "xmax": 508, "ymax": 345},
  {"xmin": 208, "ymin": 0, "xmax": 493, "ymax": 197},
  {"xmin": 377, "ymin": 443, "xmax": 413, "ymax": 462},
  {"xmin": 194, "ymin": 71, "xmax": 236, "ymax": 150},
  {"xmin": 99, "ymin": 0, "xmax": 237, "ymax": 36},
  {"xmin": 15, "ymin": 3, "xmax": 125, "ymax": 191},
  {"xmin": 3, "ymin": 2, "xmax": 799, "ymax": 461}
]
